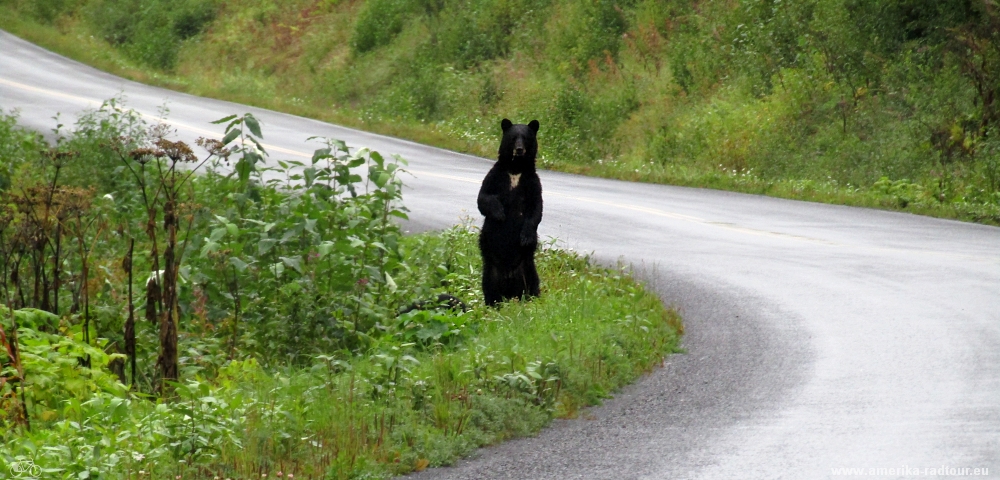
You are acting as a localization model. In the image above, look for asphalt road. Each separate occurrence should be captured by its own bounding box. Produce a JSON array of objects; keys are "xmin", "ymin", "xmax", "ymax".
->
[{"xmin": 2, "ymin": 30, "xmax": 998, "ymax": 479}]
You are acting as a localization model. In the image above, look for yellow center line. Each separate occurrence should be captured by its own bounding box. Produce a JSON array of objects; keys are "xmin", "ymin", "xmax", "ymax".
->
[
  {"xmin": 546, "ymin": 190, "xmax": 846, "ymax": 245},
  {"xmin": 399, "ymin": 173, "xmax": 993, "ymax": 260},
  {"xmin": 402, "ymin": 168, "xmax": 836, "ymax": 244},
  {"xmin": 407, "ymin": 169, "xmax": 480, "ymax": 184}
]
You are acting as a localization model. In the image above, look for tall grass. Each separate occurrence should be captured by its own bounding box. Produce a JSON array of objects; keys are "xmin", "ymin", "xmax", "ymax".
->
[
  {"xmin": 0, "ymin": 0, "xmax": 998, "ymax": 225},
  {"xmin": 0, "ymin": 105, "xmax": 681, "ymax": 479}
]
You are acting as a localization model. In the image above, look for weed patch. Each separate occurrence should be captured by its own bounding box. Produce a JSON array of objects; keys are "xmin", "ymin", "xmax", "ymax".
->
[{"xmin": 0, "ymin": 104, "xmax": 680, "ymax": 478}]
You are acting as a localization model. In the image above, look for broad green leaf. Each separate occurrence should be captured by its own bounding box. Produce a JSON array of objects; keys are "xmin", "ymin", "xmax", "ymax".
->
[
  {"xmin": 312, "ymin": 147, "xmax": 332, "ymax": 164},
  {"xmin": 317, "ymin": 241, "xmax": 335, "ymax": 259},
  {"xmin": 210, "ymin": 227, "xmax": 227, "ymax": 242},
  {"xmin": 230, "ymin": 257, "xmax": 249, "ymax": 272},
  {"xmin": 281, "ymin": 228, "xmax": 299, "ymax": 243},
  {"xmin": 221, "ymin": 128, "xmax": 240, "ymax": 145},
  {"xmin": 281, "ymin": 256, "xmax": 303, "ymax": 274},
  {"xmin": 401, "ymin": 355, "xmax": 419, "ymax": 364},
  {"xmin": 258, "ymin": 238, "xmax": 277, "ymax": 255},
  {"xmin": 2, "ymin": 307, "xmax": 59, "ymax": 330},
  {"xmin": 201, "ymin": 241, "xmax": 220, "ymax": 257},
  {"xmin": 211, "ymin": 114, "xmax": 238, "ymax": 124},
  {"xmin": 244, "ymin": 114, "xmax": 263, "ymax": 138},
  {"xmin": 373, "ymin": 172, "xmax": 391, "ymax": 188},
  {"xmin": 235, "ymin": 157, "xmax": 253, "ymax": 184},
  {"xmin": 245, "ymin": 151, "xmax": 262, "ymax": 166},
  {"xmin": 304, "ymin": 167, "xmax": 317, "ymax": 187},
  {"xmin": 270, "ymin": 262, "xmax": 285, "ymax": 278}
]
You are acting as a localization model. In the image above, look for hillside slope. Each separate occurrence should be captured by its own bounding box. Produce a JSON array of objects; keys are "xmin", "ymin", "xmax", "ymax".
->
[{"xmin": 2, "ymin": 0, "xmax": 999, "ymax": 222}]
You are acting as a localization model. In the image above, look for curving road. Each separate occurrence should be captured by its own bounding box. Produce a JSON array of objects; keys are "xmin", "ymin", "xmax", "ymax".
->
[{"xmin": 2, "ymin": 30, "xmax": 999, "ymax": 479}]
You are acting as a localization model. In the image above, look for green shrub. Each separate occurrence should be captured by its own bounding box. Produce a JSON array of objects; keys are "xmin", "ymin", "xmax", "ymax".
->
[
  {"xmin": 350, "ymin": 0, "xmax": 418, "ymax": 54},
  {"xmin": 23, "ymin": 0, "xmax": 84, "ymax": 23},
  {"xmin": 88, "ymin": 0, "xmax": 216, "ymax": 69},
  {"xmin": 432, "ymin": 0, "xmax": 550, "ymax": 67},
  {"xmin": 546, "ymin": 0, "xmax": 626, "ymax": 70},
  {"xmin": 0, "ymin": 99, "xmax": 680, "ymax": 479},
  {"xmin": 0, "ymin": 112, "xmax": 46, "ymax": 191}
]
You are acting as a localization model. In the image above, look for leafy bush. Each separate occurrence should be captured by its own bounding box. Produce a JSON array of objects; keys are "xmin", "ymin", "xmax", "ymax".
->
[
  {"xmin": 0, "ymin": 101, "xmax": 680, "ymax": 479},
  {"xmin": 545, "ymin": 0, "xmax": 626, "ymax": 70},
  {"xmin": 0, "ymin": 307, "xmax": 126, "ymax": 428},
  {"xmin": 0, "ymin": 112, "xmax": 46, "ymax": 192},
  {"xmin": 350, "ymin": 0, "xmax": 418, "ymax": 54},
  {"xmin": 87, "ymin": 0, "xmax": 216, "ymax": 69},
  {"xmin": 431, "ymin": 0, "xmax": 548, "ymax": 67}
]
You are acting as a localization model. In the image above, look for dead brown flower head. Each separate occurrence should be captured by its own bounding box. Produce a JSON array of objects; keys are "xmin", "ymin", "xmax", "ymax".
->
[
  {"xmin": 196, "ymin": 137, "xmax": 232, "ymax": 160},
  {"xmin": 154, "ymin": 139, "xmax": 197, "ymax": 163},
  {"xmin": 128, "ymin": 147, "xmax": 159, "ymax": 165}
]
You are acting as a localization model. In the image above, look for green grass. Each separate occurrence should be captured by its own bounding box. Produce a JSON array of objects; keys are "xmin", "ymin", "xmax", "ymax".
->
[
  {"xmin": 2, "ymin": 0, "xmax": 998, "ymax": 225},
  {"xmin": 0, "ymin": 104, "xmax": 681, "ymax": 479},
  {"xmin": 1, "ymin": 228, "xmax": 680, "ymax": 480}
]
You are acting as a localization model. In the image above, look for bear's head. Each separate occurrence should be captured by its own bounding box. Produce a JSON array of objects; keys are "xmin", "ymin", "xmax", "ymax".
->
[{"xmin": 499, "ymin": 118, "xmax": 540, "ymax": 166}]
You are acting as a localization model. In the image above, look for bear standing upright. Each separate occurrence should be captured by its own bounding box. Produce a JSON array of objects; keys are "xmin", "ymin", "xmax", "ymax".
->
[{"xmin": 478, "ymin": 118, "xmax": 543, "ymax": 306}]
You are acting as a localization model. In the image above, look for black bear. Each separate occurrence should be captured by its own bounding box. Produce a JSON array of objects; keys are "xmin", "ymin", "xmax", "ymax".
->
[{"xmin": 478, "ymin": 118, "xmax": 543, "ymax": 306}]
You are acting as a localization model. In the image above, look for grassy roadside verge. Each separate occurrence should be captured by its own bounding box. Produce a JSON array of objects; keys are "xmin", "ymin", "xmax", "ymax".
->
[
  {"xmin": 2, "ymin": 7, "xmax": 998, "ymax": 226},
  {"xmin": 0, "ymin": 13, "xmax": 481, "ymax": 159},
  {"xmin": 0, "ymin": 102, "xmax": 681, "ymax": 479},
  {"xmin": 1, "ymin": 228, "xmax": 681, "ymax": 479}
]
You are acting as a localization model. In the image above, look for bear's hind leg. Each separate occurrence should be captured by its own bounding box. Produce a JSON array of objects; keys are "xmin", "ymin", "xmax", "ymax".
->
[
  {"xmin": 523, "ymin": 257, "xmax": 540, "ymax": 298},
  {"xmin": 482, "ymin": 262, "xmax": 503, "ymax": 307},
  {"xmin": 493, "ymin": 267, "xmax": 515, "ymax": 304}
]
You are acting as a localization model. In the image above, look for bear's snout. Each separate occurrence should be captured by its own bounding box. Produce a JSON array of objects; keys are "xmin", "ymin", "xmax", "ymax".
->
[{"xmin": 513, "ymin": 137, "xmax": 526, "ymax": 157}]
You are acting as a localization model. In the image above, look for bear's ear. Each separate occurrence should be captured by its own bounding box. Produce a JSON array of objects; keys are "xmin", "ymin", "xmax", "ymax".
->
[
  {"xmin": 501, "ymin": 118, "xmax": 513, "ymax": 132},
  {"xmin": 528, "ymin": 120, "xmax": 539, "ymax": 133}
]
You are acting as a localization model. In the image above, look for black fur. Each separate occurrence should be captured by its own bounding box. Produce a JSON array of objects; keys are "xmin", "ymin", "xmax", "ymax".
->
[{"xmin": 477, "ymin": 118, "xmax": 543, "ymax": 306}]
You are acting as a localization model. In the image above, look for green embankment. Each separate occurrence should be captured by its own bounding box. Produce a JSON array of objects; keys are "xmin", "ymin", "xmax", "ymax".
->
[
  {"xmin": 1, "ymin": 0, "xmax": 998, "ymax": 223},
  {"xmin": 0, "ymin": 104, "xmax": 680, "ymax": 478}
]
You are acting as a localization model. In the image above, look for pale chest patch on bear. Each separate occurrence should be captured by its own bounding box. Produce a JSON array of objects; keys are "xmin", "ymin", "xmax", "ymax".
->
[{"xmin": 508, "ymin": 173, "xmax": 521, "ymax": 189}]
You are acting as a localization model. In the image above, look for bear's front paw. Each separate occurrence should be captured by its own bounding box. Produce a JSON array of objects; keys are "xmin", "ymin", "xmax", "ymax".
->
[
  {"xmin": 519, "ymin": 231, "xmax": 536, "ymax": 246},
  {"xmin": 491, "ymin": 206, "xmax": 506, "ymax": 221}
]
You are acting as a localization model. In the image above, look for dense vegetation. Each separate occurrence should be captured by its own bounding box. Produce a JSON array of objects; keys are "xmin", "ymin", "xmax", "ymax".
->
[
  {"xmin": 2, "ymin": 0, "xmax": 999, "ymax": 223},
  {"xmin": 0, "ymin": 103, "xmax": 681, "ymax": 478}
]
